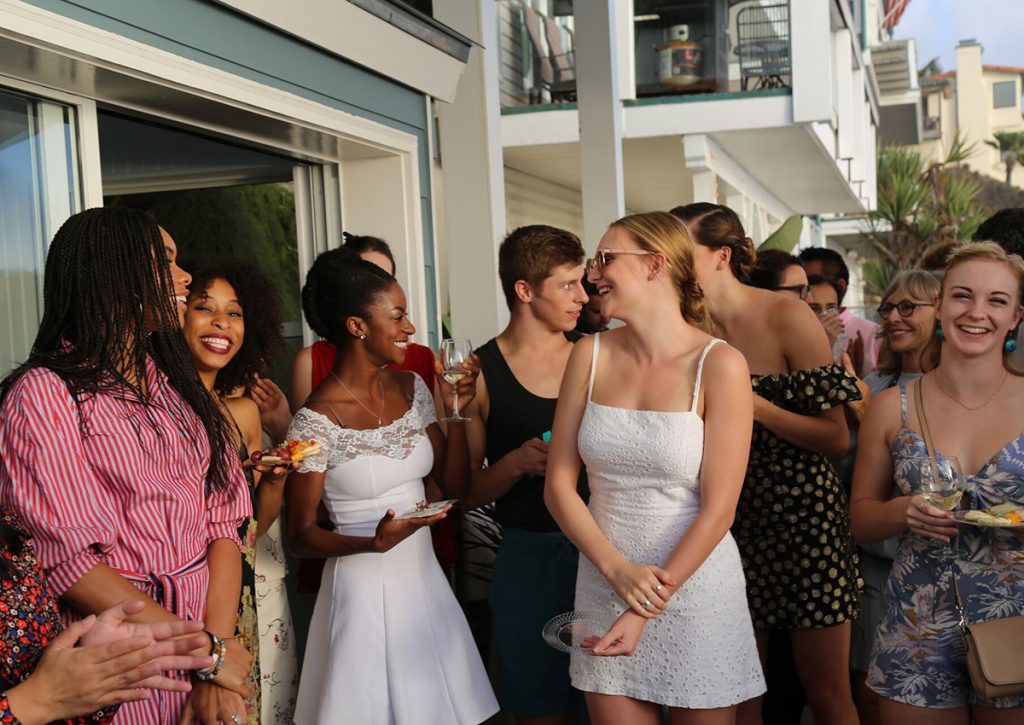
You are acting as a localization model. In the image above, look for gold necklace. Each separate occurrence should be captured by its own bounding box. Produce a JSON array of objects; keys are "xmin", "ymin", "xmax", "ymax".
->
[
  {"xmin": 932, "ymin": 369, "xmax": 1007, "ymax": 412},
  {"xmin": 330, "ymin": 370, "xmax": 385, "ymax": 425}
]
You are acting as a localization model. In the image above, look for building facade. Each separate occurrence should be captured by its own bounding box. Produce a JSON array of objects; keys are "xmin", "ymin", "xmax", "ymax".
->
[
  {"xmin": 916, "ymin": 39, "xmax": 1024, "ymax": 186},
  {"xmin": 0, "ymin": 0, "xmax": 471, "ymax": 377},
  {"xmin": 436, "ymin": 0, "xmax": 898, "ymax": 335}
]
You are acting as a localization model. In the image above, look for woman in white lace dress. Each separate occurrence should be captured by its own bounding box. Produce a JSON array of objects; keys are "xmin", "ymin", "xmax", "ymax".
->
[
  {"xmin": 284, "ymin": 248, "xmax": 498, "ymax": 725},
  {"xmin": 545, "ymin": 212, "xmax": 765, "ymax": 723}
]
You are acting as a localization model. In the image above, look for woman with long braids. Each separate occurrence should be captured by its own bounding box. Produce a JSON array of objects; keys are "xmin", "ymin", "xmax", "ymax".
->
[
  {"xmin": 0, "ymin": 207, "xmax": 253, "ymax": 725},
  {"xmin": 671, "ymin": 203, "xmax": 862, "ymax": 725}
]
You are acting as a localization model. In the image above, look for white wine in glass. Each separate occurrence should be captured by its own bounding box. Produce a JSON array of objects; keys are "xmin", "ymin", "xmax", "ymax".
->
[
  {"xmin": 441, "ymin": 338, "xmax": 473, "ymax": 422},
  {"xmin": 916, "ymin": 454, "xmax": 965, "ymax": 559}
]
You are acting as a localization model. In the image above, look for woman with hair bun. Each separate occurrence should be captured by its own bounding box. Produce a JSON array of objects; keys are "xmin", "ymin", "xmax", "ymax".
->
[
  {"xmin": 285, "ymin": 248, "xmax": 497, "ymax": 725},
  {"xmin": 545, "ymin": 211, "xmax": 765, "ymax": 723},
  {"xmin": 671, "ymin": 202, "xmax": 862, "ymax": 725}
]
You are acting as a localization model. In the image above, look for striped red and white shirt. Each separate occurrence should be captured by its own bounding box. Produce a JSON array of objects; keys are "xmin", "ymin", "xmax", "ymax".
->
[{"xmin": 0, "ymin": 358, "xmax": 250, "ymax": 724}]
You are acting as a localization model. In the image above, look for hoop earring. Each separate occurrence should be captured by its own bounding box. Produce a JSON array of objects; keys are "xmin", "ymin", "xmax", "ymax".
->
[{"xmin": 934, "ymin": 323, "xmax": 944, "ymax": 342}]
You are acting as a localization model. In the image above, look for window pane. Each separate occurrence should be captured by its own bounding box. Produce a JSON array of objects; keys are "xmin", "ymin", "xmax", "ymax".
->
[
  {"xmin": 0, "ymin": 89, "xmax": 82, "ymax": 376},
  {"xmin": 993, "ymin": 80, "xmax": 1017, "ymax": 109}
]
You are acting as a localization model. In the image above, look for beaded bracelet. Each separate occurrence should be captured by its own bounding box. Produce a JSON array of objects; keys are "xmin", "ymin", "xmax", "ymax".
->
[{"xmin": 195, "ymin": 630, "xmax": 227, "ymax": 682}]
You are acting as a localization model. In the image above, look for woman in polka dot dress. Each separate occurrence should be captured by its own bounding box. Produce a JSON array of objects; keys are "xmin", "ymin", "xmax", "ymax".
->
[{"xmin": 672, "ymin": 203, "xmax": 862, "ymax": 725}]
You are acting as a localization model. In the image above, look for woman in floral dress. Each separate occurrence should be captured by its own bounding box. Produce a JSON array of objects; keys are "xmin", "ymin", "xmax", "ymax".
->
[{"xmin": 851, "ymin": 242, "xmax": 1024, "ymax": 723}]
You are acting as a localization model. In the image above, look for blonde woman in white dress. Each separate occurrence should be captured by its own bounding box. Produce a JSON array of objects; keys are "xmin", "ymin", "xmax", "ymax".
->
[{"xmin": 545, "ymin": 212, "xmax": 765, "ymax": 724}]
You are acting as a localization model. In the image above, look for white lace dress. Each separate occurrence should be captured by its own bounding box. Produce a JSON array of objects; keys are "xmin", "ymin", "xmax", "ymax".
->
[
  {"xmin": 288, "ymin": 374, "xmax": 498, "ymax": 725},
  {"xmin": 572, "ymin": 336, "xmax": 765, "ymax": 708}
]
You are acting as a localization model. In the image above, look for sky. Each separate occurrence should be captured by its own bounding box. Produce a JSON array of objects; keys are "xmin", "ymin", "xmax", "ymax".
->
[{"xmin": 892, "ymin": 0, "xmax": 1024, "ymax": 72}]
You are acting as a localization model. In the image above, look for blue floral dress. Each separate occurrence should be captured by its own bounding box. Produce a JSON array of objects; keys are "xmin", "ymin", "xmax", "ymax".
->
[{"xmin": 867, "ymin": 382, "xmax": 1024, "ymax": 709}]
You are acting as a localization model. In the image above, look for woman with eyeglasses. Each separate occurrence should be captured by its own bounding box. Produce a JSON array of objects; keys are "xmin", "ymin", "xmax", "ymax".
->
[
  {"xmin": 846, "ymin": 270, "xmax": 941, "ymax": 724},
  {"xmin": 851, "ymin": 243, "xmax": 1024, "ymax": 722},
  {"xmin": 545, "ymin": 212, "xmax": 764, "ymax": 724},
  {"xmin": 670, "ymin": 203, "xmax": 862, "ymax": 725}
]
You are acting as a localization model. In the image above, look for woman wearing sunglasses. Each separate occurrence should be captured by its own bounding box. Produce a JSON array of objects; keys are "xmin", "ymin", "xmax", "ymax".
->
[
  {"xmin": 545, "ymin": 212, "xmax": 764, "ymax": 724},
  {"xmin": 670, "ymin": 202, "xmax": 862, "ymax": 725}
]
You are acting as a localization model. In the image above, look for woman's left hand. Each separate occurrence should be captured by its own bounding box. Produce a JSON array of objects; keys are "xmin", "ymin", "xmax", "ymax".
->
[
  {"xmin": 242, "ymin": 457, "xmax": 298, "ymax": 483},
  {"xmin": 246, "ymin": 376, "xmax": 291, "ymax": 443},
  {"xmin": 179, "ymin": 681, "xmax": 247, "ymax": 725},
  {"xmin": 581, "ymin": 611, "xmax": 647, "ymax": 657},
  {"xmin": 906, "ymin": 494, "xmax": 959, "ymax": 542},
  {"xmin": 435, "ymin": 354, "xmax": 480, "ymax": 416}
]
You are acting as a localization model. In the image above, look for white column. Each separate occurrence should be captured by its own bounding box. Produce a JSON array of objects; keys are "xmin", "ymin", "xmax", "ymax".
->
[
  {"xmin": 683, "ymin": 134, "xmax": 718, "ymax": 203},
  {"xmin": 574, "ymin": 0, "xmax": 625, "ymax": 249},
  {"xmin": 434, "ymin": 0, "xmax": 509, "ymax": 342},
  {"xmin": 790, "ymin": 0, "xmax": 834, "ymax": 124}
]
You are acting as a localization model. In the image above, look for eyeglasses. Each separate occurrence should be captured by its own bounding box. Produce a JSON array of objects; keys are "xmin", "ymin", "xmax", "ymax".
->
[
  {"xmin": 772, "ymin": 284, "xmax": 812, "ymax": 300},
  {"xmin": 877, "ymin": 300, "xmax": 934, "ymax": 318},
  {"xmin": 585, "ymin": 249, "xmax": 669, "ymax": 275}
]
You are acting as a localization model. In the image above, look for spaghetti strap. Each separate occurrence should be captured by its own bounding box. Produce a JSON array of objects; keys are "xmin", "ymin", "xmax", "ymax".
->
[
  {"xmin": 323, "ymin": 400, "xmax": 346, "ymax": 428},
  {"xmin": 898, "ymin": 381, "xmax": 909, "ymax": 426},
  {"xmin": 588, "ymin": 333, "xmax": 601, "ymax": 402},
  {"xmin": 691, "ymin": 339, "xmax": 723, "ymax": 412}
]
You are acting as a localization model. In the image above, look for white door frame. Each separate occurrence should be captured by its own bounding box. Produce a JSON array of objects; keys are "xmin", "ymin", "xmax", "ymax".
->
[{"xmin": 0, "ymin": 0, "xmax": 433, "ymax": 344}]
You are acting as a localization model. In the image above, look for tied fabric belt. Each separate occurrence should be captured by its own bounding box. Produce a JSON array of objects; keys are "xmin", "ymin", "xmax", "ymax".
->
[{"xmin": 115, "ymin": 550, "xmax": 208, "ymax": 620}]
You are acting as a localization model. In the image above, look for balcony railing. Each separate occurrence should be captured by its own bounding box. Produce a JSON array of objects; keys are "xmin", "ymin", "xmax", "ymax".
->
[{"xmin": 497, "ymin": 0, "xmax": 791, "ymax": 109}]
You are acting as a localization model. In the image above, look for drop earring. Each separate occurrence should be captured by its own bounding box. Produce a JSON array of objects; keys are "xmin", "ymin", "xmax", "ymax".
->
[
  {"xmin": 934, "ymin": 323, "xmax": 945, "ymax": 341},
  {"xmin": 1005, "ymin": 330, "xmax": 1018, "ymax": 353}
]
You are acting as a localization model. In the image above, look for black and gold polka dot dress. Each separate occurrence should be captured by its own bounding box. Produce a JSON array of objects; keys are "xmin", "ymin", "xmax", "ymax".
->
[{"xmin": 733, "ymin": 364, "xmax": 863, "ymax": 630}]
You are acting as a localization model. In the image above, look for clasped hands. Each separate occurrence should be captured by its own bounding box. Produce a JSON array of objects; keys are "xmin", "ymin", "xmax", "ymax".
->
[{"xmin": 582, "ymin": 558, "xmax": 675, "ymax": 657}]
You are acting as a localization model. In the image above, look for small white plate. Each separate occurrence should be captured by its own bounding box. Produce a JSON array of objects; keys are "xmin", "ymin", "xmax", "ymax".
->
[{"xmin": 394, "ymin": 499, "xmax": 457, "ymax": 520}]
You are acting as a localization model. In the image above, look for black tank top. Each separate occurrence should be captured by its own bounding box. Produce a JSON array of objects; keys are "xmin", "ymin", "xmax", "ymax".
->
[{"xmin": 477, "ymin": 337, "xmax": 588, "ymax": 532}]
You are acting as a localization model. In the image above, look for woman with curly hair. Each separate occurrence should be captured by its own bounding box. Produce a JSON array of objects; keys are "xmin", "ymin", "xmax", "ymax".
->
[{"xmin": 183, "ymin": 262, "xmax": 296, "ymax": 724}]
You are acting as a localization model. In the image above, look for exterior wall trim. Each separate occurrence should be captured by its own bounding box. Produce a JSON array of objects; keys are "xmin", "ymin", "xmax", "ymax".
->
[{"xmin": 0, "ymin": 0, "xmax": 421, "ymax": 160}]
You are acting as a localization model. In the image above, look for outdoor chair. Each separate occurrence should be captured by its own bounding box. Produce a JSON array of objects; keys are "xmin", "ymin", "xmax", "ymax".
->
[
  {"xmin": 734, "ymin": 3, "xmax": 791, "ymax": 90},
  {"xmin": 522, "ymin": 4, "xmax": 577, "ymax": 102}
]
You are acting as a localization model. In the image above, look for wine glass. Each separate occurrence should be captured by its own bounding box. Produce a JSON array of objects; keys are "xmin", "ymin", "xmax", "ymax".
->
[
  {"xmin": 440, "ymin": 338, "xmax": 473, "ymax": 422},
  {"xmin": 915, "ymin": 454, "xmax": 966, "ymax": 559}
]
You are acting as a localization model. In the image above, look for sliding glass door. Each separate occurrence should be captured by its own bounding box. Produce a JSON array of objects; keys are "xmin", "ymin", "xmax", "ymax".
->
[{"xmin": 0, "ymin": 87, "xmax": 85, "ymax": 376}]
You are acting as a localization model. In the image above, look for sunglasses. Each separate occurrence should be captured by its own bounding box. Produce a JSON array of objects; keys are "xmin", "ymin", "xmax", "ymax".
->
[
  {"xmin": 585, "ymin": 249, "xmax": 669, "ymax": 275},
  {"xmin": 772, "ymin": 284, "xmax": 812, "ymax": 300},
  {"xmin": 877, "ymin": 300, "xmax": 934, "ymax": 318}
]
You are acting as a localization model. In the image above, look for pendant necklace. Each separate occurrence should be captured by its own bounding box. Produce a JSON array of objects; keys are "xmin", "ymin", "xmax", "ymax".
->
[
  {"xmin": 933, "ymin": 369, "xmax": 1007, "ymax": 412},
  {"xmin": 330, "ymin": 371, "xmax": 386, "ymax": 425}
]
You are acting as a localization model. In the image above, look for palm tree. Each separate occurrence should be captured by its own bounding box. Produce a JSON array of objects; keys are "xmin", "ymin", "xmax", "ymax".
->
[
  {"xmin": 986, "ymin": 131, "xmax": 1024, "ymax": 185},
  {"xmin": 865, "ymin": 133, "xmax": 987, "ymax": 276}
]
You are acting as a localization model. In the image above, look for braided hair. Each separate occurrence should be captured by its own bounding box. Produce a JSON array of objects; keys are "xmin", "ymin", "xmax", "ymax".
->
[{"xmin": 0, "ymin": 207, "xmax": 236, "ymax": 493}]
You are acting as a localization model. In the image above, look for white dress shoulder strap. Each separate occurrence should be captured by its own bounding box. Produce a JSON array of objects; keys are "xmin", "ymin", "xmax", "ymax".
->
[
  {"xmin": 588, "ymin": 333, "xmax": 601, "ymax": 402},
  {"xmin": 691, "ymin": 338, "xmax": 724, "ymax": 413}
]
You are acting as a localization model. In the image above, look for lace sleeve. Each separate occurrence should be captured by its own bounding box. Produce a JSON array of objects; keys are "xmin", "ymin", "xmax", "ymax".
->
[
  {"xmin": 412, "ymin": 374, "xmax": 437, "ymax": 428},
  {"xmin": 286, "ymin": 408, "xmax": 335, "ymax": 473}
]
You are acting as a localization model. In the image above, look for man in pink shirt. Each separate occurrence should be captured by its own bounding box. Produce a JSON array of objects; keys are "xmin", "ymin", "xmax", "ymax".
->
[{"xmin": 798, "ymin": 247, "xmax": 879, "ymax": 377}]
